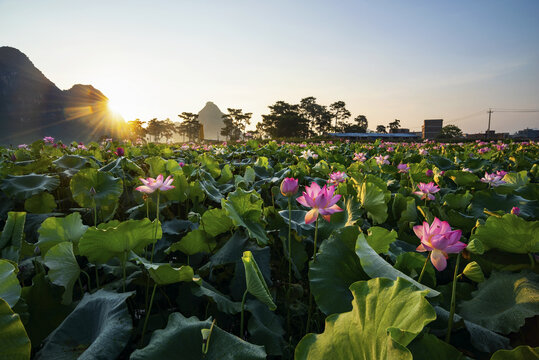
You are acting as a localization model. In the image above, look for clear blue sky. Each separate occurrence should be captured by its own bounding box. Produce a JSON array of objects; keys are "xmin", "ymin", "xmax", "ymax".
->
[{"xmin": 1, "ymin": 0, "xmax": 538, "ymax": 133}]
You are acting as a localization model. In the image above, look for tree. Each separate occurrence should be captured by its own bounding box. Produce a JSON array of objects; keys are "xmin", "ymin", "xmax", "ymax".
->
[
  {"xmin": 177, "ymin": 112, "xmax": 201, "ymax": 142},
  {"xmin": 258, "ymin": 101, "xmax": 310, "ymax": 138},
  {"xmin": 376, "ymin": 125, "xmax": 387, "ymax": 133},
  {"xmin": 438, "ymin": 125, "xmax": 463, "ymax": 139},
  {"xmin": 388, "ymin": 119, "xmax": 401, "ymax": 132},
  {"xmin": 221, "ymin": 108, "xmax": 252, "ymax": 141},
  {"xmin": 146, "ymin": 118, "xmax": 162, "ymax": 142},
  {"xmin": 299, "ymin": 97, "xmax": 332, "ymax": 136},
  {"xmin": 161, "ymin": 118, "xmax": 176, "ymax": 143},
  {"xmin": 329, "ymin": 101, "xmax": 351, "ymax": 132},
  {"xmin": 343, "ymin": 115, "xmax": 368, "ymax": 133},
  {"xmin": 127, "ymin": 119, "xmax": 147, "ymax": 141}
]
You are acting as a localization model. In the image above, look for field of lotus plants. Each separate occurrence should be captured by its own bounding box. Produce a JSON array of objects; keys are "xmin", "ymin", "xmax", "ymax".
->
[{"xmin": 0, "ymin": 137, "xmax": 538, "ymax": 359}]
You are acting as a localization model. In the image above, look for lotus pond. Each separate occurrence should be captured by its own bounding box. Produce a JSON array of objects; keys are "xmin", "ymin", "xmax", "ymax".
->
[{"xmin": 0, "ymin": 138, "xmax": 538, "ymax": 359}]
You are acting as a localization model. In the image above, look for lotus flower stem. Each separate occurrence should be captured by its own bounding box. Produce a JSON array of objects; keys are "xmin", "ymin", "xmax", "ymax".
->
[
  {"xmin": 95, "ymin": 267, "xmax": 100, "ymax": 288},
  {"xmin": 305, "ymin": 217, "xmax": 320, "ymax": 334},
  {"xmin": 287, "ymin": 196, "xmax": 292, "ymax": 337},
  {"xmin": 140, "ymin": 283, "xmax": 157, "ymax": 346},
  {"xmin": 122, "ymin": 250, "xmax": 127, "ymax": 292},
  {"xmin": 150, "ymin": 191, "xmax": 160, "ymax": 263},
  {"xmin": 529, "ymin": 253, "xmax": 535, "ymax": 269},
  {"xmin": 77, "ymin": 277, "xmax": 84, "ymax": 294},
  {"xmin": 417, "ymin": 252, "xmax": 431, "ymax": 284},
  {"xmin": 80, "ymin": 270, "xmax": 92, "ymax": 293},
  {"xmin": 445, "ymin": 253, "xmax": 461, "ymax": 343},
  {"xmin": 313, "ymin": 217, "xmax": 319, "ymax": 263},
  {"xmin": 240, "ymin": 289, "xmax": 248, "ymax": 338}
]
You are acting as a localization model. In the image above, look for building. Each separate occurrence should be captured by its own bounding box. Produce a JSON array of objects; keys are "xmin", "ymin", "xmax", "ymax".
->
[
  {"xmin": 389, "ymin": 128, "xmax": 410, "ymax": 134},
  {"xmin": 465, "ymin": 131, "xmax": 508, "ymax": 140},
  {"xmin": 329, "ymin": 133, "xmax": 420, "ymax": 141},
  {"xmin": 512, "ymin": 128, "xmax": 539, "ymax": 140},
  {"xmin": 422, "ymin": 119, "xmax": 443, "ymax": 139}
]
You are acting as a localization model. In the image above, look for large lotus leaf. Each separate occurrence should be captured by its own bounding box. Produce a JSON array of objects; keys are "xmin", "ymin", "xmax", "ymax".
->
[
  {"xmin": 0, "ymin": 173, "xmax": 60, "ymax": 200},
  {"xmin": 491, "ymin": 346, "xmax": 539, "ymax": 360},
  {"xmin": 167, "ymin": 229, "xmax": 216, "ymax": 256},
  {"xmin": 0, "ymin": 259, "xmax": 21, "ymax": 307},
  {"xmin": 471, "ymin": 214, "xmax": 539, "ymax": 254},
  {"xmin": 443, "ymin": 191, "xmax": 473, "ymax": 210},
  {"xmin": 199, "ymin": 169, "xmax": 226, "ymax": 203},
  {"xmin": 69, "ymin": 168, "xmax": 123, "ymax": 221},
  {"xmin": 130, "ymin": 312, "xmax": 266, "ymax": 360},
  {"xmin": 469, "ymin": 191, "xmax": 538, "ymax": 219},
  {"xmin": 24, "ymin": 192, "xmax": 56, "ymax": 214},
  {"xmin": 445, "ymin": 170, "xmax": 479, "ymax": 186},
  {"xmin": 358, "ymin": 181, "xmax": 388, "ymax": 224},
  {"xmin": 79, "ymin": 219, "xmax": 160, "ymax": 263},
  {"xmin": 459, "ymin": 271, "xmax": 539, "ymax": 334},
  {"xmin": 246, "ymin": 299, "xmax": 285, "ymax": 356},
  {"xmin": 366, "ymin": 226, "xmax": 397, "ymax": 254},
  {"xmin": 21, "ymin": 273, "xmax": 73, "ymax": 347},
  {"xmin": 408, "ymin": 333, "xmax": 466, "ymax": 360},
  {"xmin": 355, "ymin": 233, "xmax": 440, "ymax": 297},
  {"xmin": 144, "ymin": 156, "xmax": 167, "ymax": 178},
  {"xmin": 36, "ymin": 212, "xmax": 88, "ymax": 256},
  {"xmin": 497, "ymin": 171, "xmax": 530, "ymax": 191},
  {"xmin": 295, "ymin": 277, "xmax": 436, "ymax": 360},
  {"xmin": 191, "ymin": 279, "xmax": 242, "ymax": 314},
  {"xmin": 309, "ymin": 226, "xmax": 368, "ymax": 315},
  {"xmin": 222, "ymin": 189, "xmax": 268, "ymax": 245},
  {"xmin": 391, "ymin": 193, "xmax": 417, "ymax": 227},
  {"xmin": 142, "ymin": 262, "xmax": 195, "ymax": 285},
  {"xmin": 200, "ymin": 153, "xmax": 221, "ymax": 178},
  {"xmin": 52, "ymin": 155, "xmax": 90, "ymax": 175},
  {"xmin": 36, "ymin": 290, "xmax": 133, "ymax": 360},
  {"xmin": 394, "ymin": 252, "xmax": 437, "ymax": 288},
  {"xmin": 0, "ymin": 211, "xmax": 26, "ymax": 262},
  {"xmin": 0, "ymin": 297, "xmax": 31, "ymax": 360},
  {"xmin": 200, "ymin": 208, "xmax": 234, "ymax": 237},
  {"xmin": 242, "ymin": 250, "xmax": 276, "ymax": 310},
  {"xmin": 43, "ymin": 242, "xmax": 80, "ymax": 305}
]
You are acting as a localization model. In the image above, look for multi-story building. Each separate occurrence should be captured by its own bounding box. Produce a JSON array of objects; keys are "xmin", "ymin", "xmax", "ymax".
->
[{"xmin": 422, "ymin": 119, "xmax": 443, "ymax": 139}]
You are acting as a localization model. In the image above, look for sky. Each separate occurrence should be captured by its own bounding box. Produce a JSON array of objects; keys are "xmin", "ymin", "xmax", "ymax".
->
[{"xmin": 1, "ymin": 0, "xmax": 538, "ymax": 134}]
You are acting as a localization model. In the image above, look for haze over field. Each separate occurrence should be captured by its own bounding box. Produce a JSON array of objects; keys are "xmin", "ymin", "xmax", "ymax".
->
[{"xmin": 1, "ymin": 0, "xmax": 538, "ymax": 134}]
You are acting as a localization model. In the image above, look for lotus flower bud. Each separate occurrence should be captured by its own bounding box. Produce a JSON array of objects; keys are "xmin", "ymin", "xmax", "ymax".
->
[
  {"xmin": 280, "ymin": 177, "xmax": 299, "ymax": 197},
  {"xmin": 511, "ymin": 206, "xmax": 520, "ymax": 215}
]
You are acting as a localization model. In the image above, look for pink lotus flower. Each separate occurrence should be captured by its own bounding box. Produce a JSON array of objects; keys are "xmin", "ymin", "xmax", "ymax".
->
[
  {"xmin": 280, "ymin": 177, "xmax": 299, "ymax": 197},
  {"xmin": 511, "ymin": 206, "xmax": 520, "ymax": 215},
  {"xmin": 178, "ymin": 161, "xmax": 185, "ymax": 167},
  {"xmin": 419, "ymin": 149, "xmax": 428, "ymax": 156},
  {"xmin": 328, "ymin": 171, "xmax": 347, "ymax": 185},
  {"xmin": 297, "ymin": 182, "xmax": 343, "ymax": 224},
  {"xmin": 43, "ymin": 136, "xmax": 55, "ymax": 144},
  {"xmin": 114, "ymin": 147, "xmax": 124, "ymax": 156},
  {"xmin": 478, "ymin": 147, "xmax": 490, "ymax": 154},
  {"xmin": 414, "ymin": 182, "xmax": 440, "ymax": 201},
  {"xmin": 480, "ymin": 172, "xmax": 506, "ymax": 187},
  {"xmin": 414, "ymin": 217, "xmax": 466, "ymax": 271},
  {"xmin": 397, "ymin": 163, "xmax": 410, "ymax": 173},
  {"xmin": 353, "ymin": 152, "xmax": 367, "ymax": 162},
  {"xmin": 136, "ymin": 174, "xmax": 175, "ymax": 194},
  {"xmin": 425, "ymin": 169, "xmax": 434, "ymax": 177},
  {"xmin": 18, "ymin": 144, "xmax": 29, "ymax": 150},
  {"xmin": 495, "ymin": 170, "xmax": 507, "ymax": 178},
  {"xmin": 374, "ymin": 154, "xmax": 390, "ymax": 165}
]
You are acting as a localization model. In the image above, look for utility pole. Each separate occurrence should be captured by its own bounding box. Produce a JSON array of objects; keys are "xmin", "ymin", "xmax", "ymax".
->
[{"xmin": 486, "ymin": 108, "xmax": 493, "ymax": 138}]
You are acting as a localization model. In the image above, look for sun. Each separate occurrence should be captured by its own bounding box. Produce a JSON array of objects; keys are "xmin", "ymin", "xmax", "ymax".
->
[{"xmin": 106, "ymin": 99, "xmax": 125, "ymax": 118}]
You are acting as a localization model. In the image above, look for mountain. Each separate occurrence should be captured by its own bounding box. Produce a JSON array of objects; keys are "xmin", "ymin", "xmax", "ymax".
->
[
  {"xmin": 198, "ymin": 101, "xmax": 224, "ymax": 140},
  {"xmin": 0, "ymin": 46, "xmax": 125, "ymax": 145}
]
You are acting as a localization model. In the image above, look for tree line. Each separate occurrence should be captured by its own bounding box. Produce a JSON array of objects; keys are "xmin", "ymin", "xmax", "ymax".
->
[{"xmin": 123, "ymin": 96, "xmax": 462, "ymax": 142}]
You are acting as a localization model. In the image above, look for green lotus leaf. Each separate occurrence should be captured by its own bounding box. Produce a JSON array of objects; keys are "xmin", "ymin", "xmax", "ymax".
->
[
  {"xmin": 21, "ymin": 273, "xmax": 73, "ymax": 346},
  {"xmin": 471, "ymin": 214, "xmax": 539, "ymax": 254},
  {"xmin": 0, "ymin": 259, "xmax": 21, "ymax": 307},
  {"xmin": 36, "ymin": 290, "xmax": 133, "ymax": 360},
  {"xmin": 0, "ymin": 173, "xmax": 60, "ymax": 200},
  {"xmin": 490, "ymin": 346, "xmax": 539, "ymax": 360},
  {"xmin": 295, "ymin": 277, "xmax": 436, "ymax": 360},
  {"xmin": 246, "ymin": 299, "xmax": 285, "ymax": 356},
  {"xmin": 52, "ymin": 154, "xmax": 90, "ymax": 176},
  {"xmin": 394, "ymin": 252, "xmax": 436, "ymax": 288},
  {"xmin": 24, "ymin": 192, "xmax": 56, "ymax": 214},
  {"xmin": 192, "ymin": 279, "xmax": 242, "ymax": 314},
  {"xmin": 309, "ymin": 226, "xmax": 368, "ymax": 315},
  {"xmin": 391, "ymin": 193, "xmax": 418, "ymax": 227},
  {"xmin": 200, "ymin": 208, "xmax": 234, "ymax": 237},
  {"xmin": 242, "ymin": 250, "xmax": 276, "ymax": 311},
  {"xmin": 69, "ymin": 168, "xmax": 123, "ymax": 221},
  {"xmin": 0, "ymin": 211, "xmax": 26, "ymax": 262},
  {"xmin": 443, "ymin": 191, "xmax": 473, "ymax": 210},
  {"xmin": 408, "ymin": 333, "xmax": 467, "ymax": 360},
  {"xmin": 0, "ymin": 297, "xmax": 31, "ymax": 360},
  {"xmin": 144, "ymin": 156, "xmax": 167, "ymax": 178},
  {"xmin": 79, "ymin": 218, "xmax": 160, "ymax": 263},
  {"xmin": 358, "ymin": 181, "xmax": 388, "ymax": 224},
  {"xmin": 200, "ymin": 153, "xmax": 221, "ymax": 178},
  {"xmin": 466, "ymin": 238, "xmax": 485, "ymax": 254},
  {"xmin": 43, "ymin": 242, "xmax": 80, "ymax": 305},
  {"xmin": 143, "ymin": 262, "xmax": 194, "ymax": 285},
  {"xmin": 499, "ymin": 171, "xmax": 530, "ymax": 190},
  {"xmin": 445, "ymin": 170, "xmax": 479, "ymax": 186},
  {"xmin": 222, "ymin": 189, "xmax": 268, "ymax": 245},
  {"xmin": 36, "ymin": 212, "xmax": 88, "ymax": 257},
  {"xmin": 462, "ymin": 261, "xmax": 484, "ymax": 283},
  {"xmin": 167, "ymin": 229, "xmax": 216, "ymax": 256},
  {"xmin": 130, "ymin": 312, "xmax": 266, "ymax": 360},
  {"xmin": 355, "ymin": 233, "xmax": 440, "ymax": 297},
  {"xmin": 459, "ymin": 271, "xmax": 539, "ymax": 334},
  {"xmin": 162, "ymin": 171, "xmax": 189, "ymax": 202},
  {"xmin": 366, "ymin": 226, "xmax": 397, "ymax": 254},
  {"xmin": 218, "ymin": 164, "xmax": 234, "ymax": 184},
  {"xmin": 469, "ymin": 191, "xmax": 538, "ymax": 219}
]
